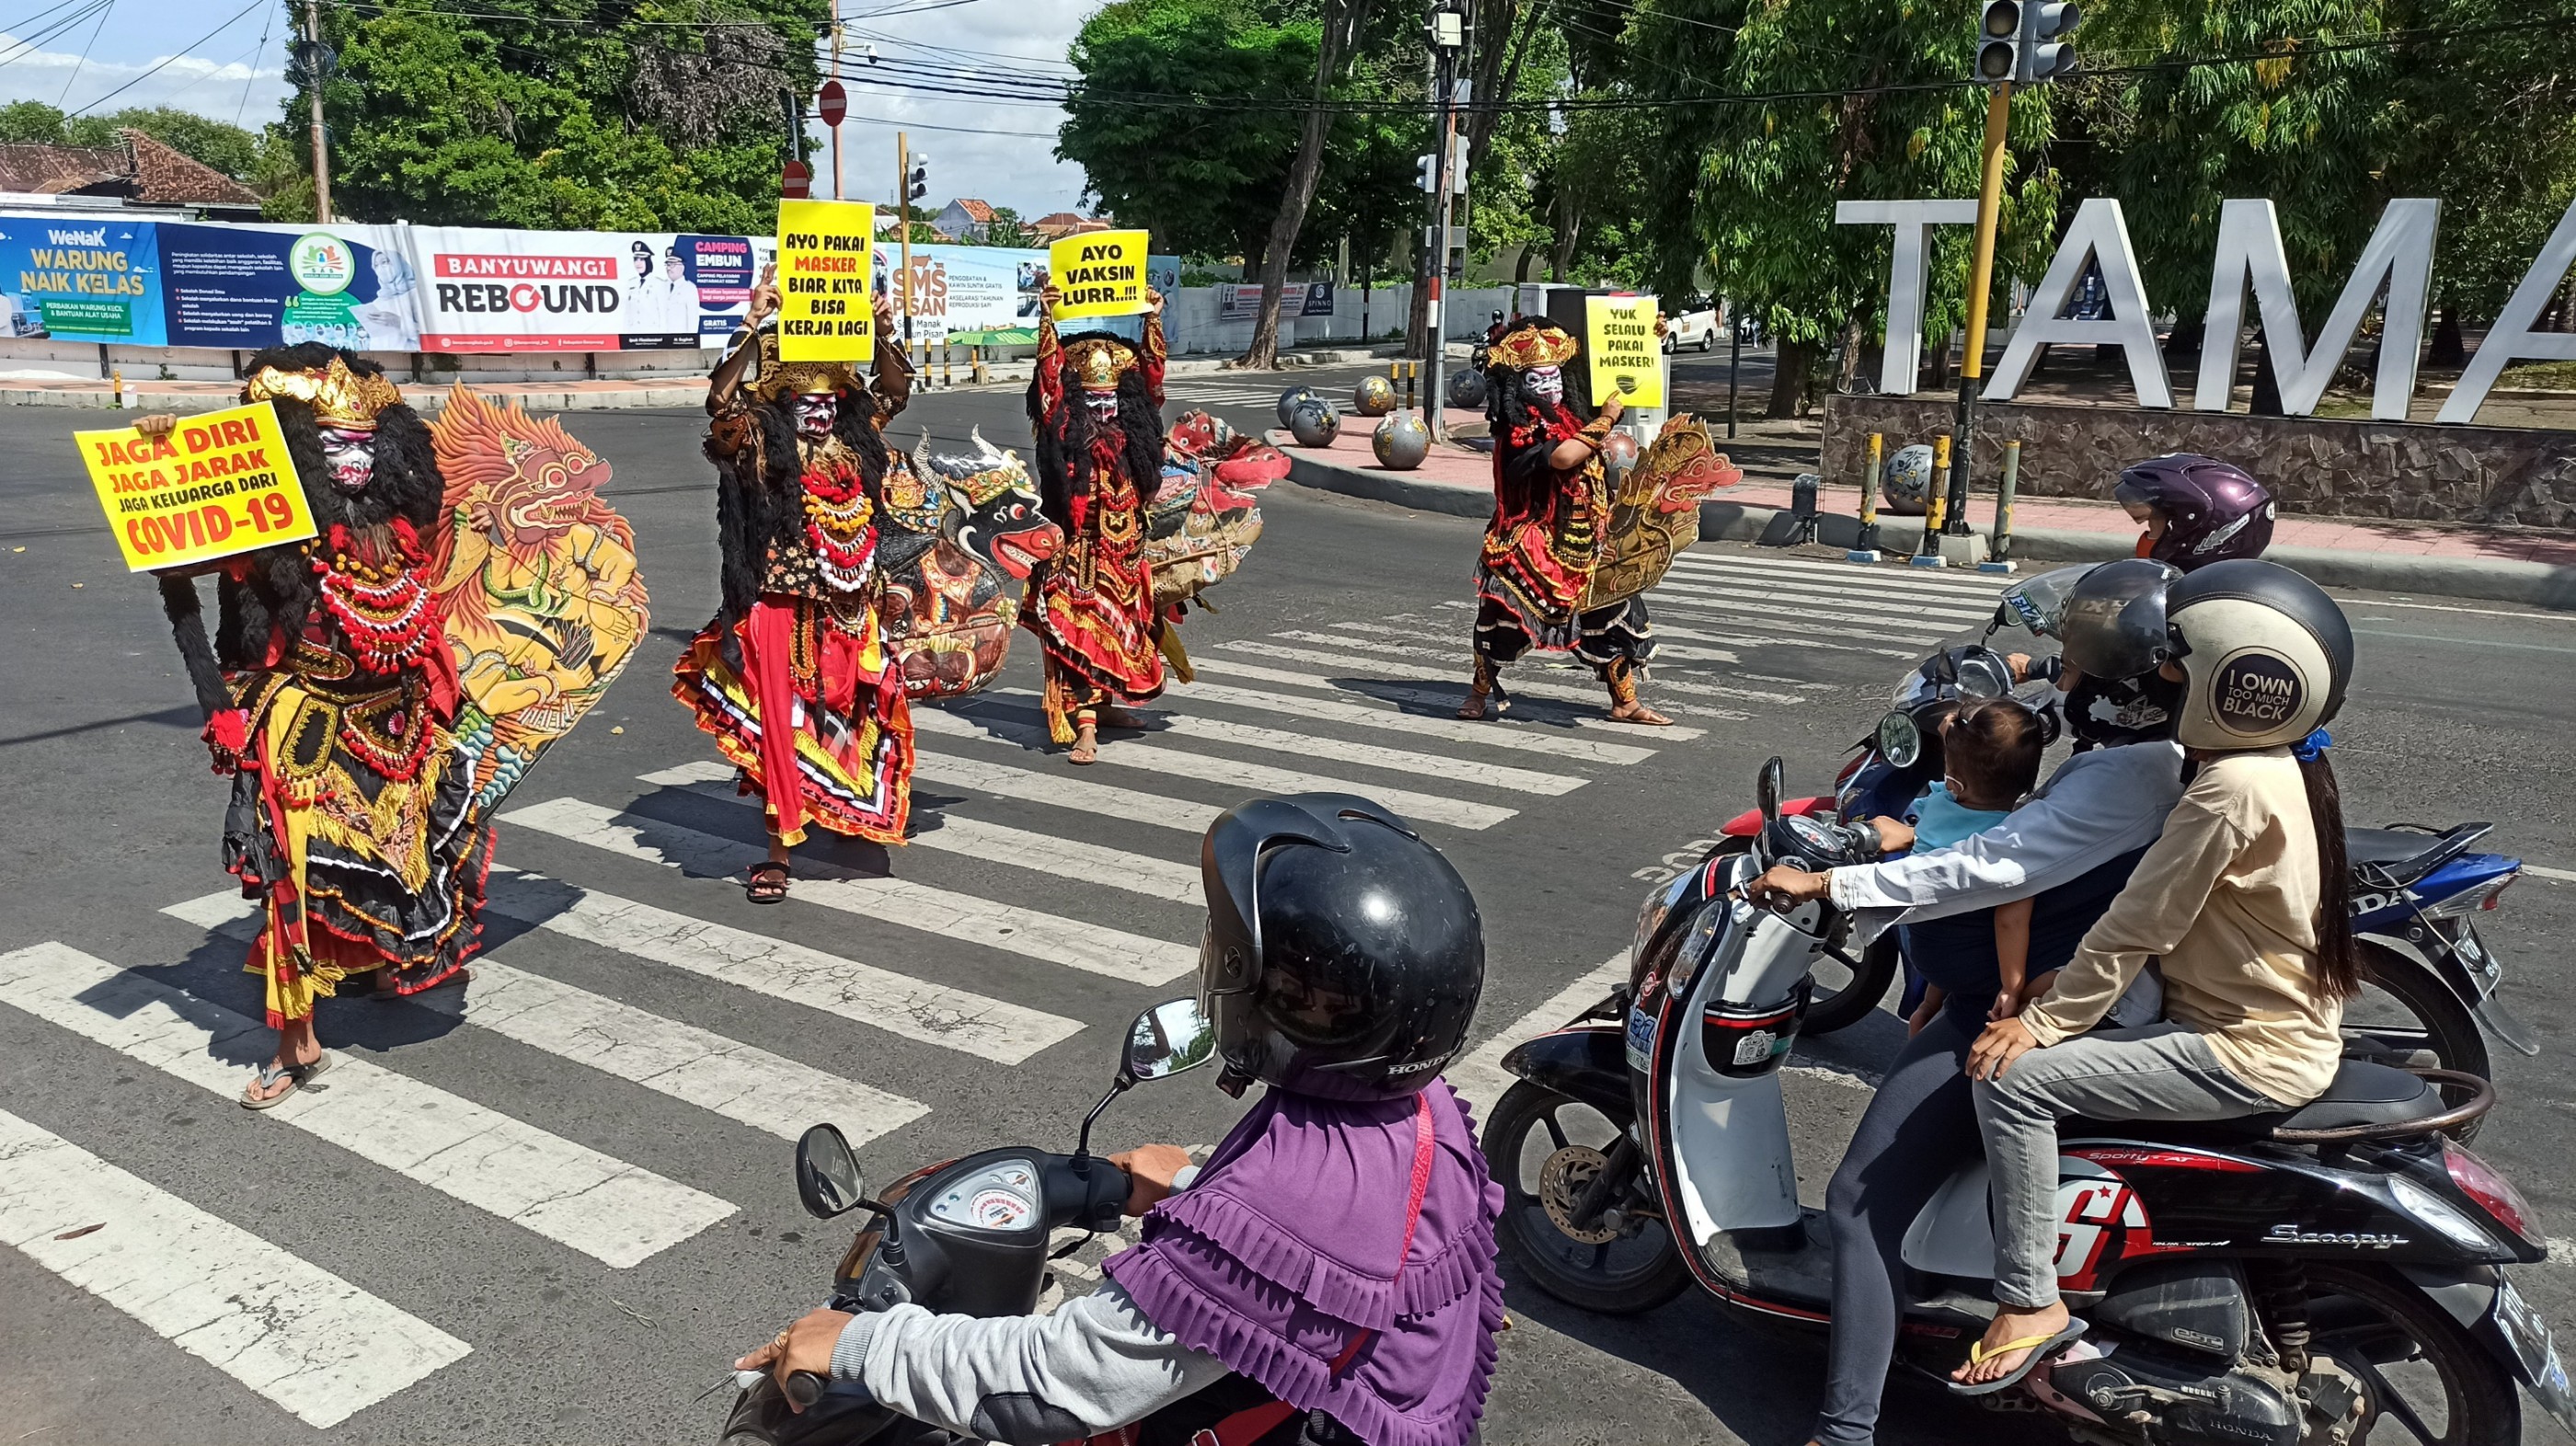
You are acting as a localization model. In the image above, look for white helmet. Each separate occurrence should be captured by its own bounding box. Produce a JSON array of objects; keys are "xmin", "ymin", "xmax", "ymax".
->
[{"xmin": 2161, "ymin": 560, "xmax": 2353, "ymax": 752}]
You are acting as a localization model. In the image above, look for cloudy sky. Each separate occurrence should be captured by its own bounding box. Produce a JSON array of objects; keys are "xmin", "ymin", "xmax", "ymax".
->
[{"xmin": 0, "ymin": 0, "xmax": 1098, "ymax": 216}]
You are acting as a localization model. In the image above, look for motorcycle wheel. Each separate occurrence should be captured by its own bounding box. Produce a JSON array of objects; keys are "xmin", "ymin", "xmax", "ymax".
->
[
  {"xmin": 2348, "ymin": 942, "xmax": 2491, "ymax": 1141},
  {"xmin": 1800, "ymin": 931, "xmax": 1901, "ymax": 1037},
  {"xmin": 2303, "ymin": 1265, "xmax": 2520, "ymax": 1445},
  {"xmin": 1485, "ymin": 1082, "xmax": 1690, "ymax": 1314}
]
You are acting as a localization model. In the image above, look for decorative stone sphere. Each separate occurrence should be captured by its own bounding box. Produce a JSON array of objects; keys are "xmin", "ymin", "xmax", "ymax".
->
[
  {"xmin": 1288, "ymin": 397, "xmax": 1342, "ymax": 447},
  {"xmin": 1446, "ymin": 367, "xmax": 1488, "ymax": 409},
  {"xmin": 1880, "ymin": 442, "xmax": 1937, "ymax": 516},
  {"xmin": 1373, "ymin": 412, "xmax": 1432, "ymax": 470},
  {"xmin": 1352, "ymin": 374, "xmax": 1397, "ymax": 416},
  {"xmin": 1601, "ymin": 430, "xmax": 1640, "ymax": 483},
  {"xmin": 1277, "ymin": 384, "xmax": 1321, "ymax": 427}
]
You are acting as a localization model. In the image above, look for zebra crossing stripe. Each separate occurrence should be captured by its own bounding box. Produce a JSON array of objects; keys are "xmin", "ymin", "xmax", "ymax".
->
[
  {"xmin": 1213, "ymin": 638, "xmax": 1749, "ymax": 723},
  {"xmin": 167, "ymin": 889, "xmax": 932, "ymax": 1145},
  {"xmin": 1185, "ymin": 651, "xmax": 1713, "ymax": 742},
  {"xmin": 1221, "ymin": 635, "xmax": 1750, "ymax": 695},
  {"xmin": 1169, "ymin": 660, "xmax": 1667, "ymax": 763},
  {"xmin": 1659, "ymin": 567, "xmax": 2001, "ymax": 623},
  {"xmin": 913, "ymin": 702, "xmax": 1518, "ymax": 831},
  {"xmin": 0, "ymin": 1107, "xmax": 474, "ymax": 1428},
  {"xmin": 641, "ymin": 761, "xmax": 1203, "ymax": 903},
  {"xmin": 1672, "ymin": 549, "xmax": 2013, "ymax": 597},
  {"xmin": 1444, "ymin": 951, "xmax": 1630, "ymax": 1118},
  {"xmin": 640, "ymin": 752, "xmax": 1225, "ymax": 837},
  {"xmin": 1293, "ymin": 627, "xmax": 1806, "ymax": 706},
  {"xmin": 1644, "ymin": 589, "xmax": 1956, "ymax": 647},
  {"xmin": 970, "ymin": 687, "xmax": 1588, "ymax": 797},
  {"xmin": 0, "ymin": 942, "xmax": 737, "ymax": 1268},
  {"xmin": 1432, "ymin": 597, "xmax": 1915, "ymax": 658},
  {"xmin": 500, "ymin": 797, "xmax": 1197, "ymax": 985}
]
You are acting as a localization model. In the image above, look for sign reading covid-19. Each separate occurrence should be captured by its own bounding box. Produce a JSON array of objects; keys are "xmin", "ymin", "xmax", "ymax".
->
[{"xmin": 78, "ymin": 401, "xmax": 315, "ymax": 571}]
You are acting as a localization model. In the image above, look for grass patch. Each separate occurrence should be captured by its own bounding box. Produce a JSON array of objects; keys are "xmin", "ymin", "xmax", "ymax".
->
[{"xmin": 2500, "ymin": 361, "xmax": 2576, "ymax": 391}]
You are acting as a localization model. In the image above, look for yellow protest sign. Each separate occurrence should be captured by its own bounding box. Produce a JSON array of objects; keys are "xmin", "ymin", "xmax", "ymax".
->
[
  {"xmin": 776, "ymin": 199, "xmax": 876, "ymax": 362},
  {"xmin": 1585, "ymin": 294, "xmax": 1665, "ymax": 409},
  {"xmin": 80, "ymin": 401, "xmax": 316, "ymax": 572},
  {"xmin": 1048, "ymin": 229, "xmax": 1151, "ymax": 320}
]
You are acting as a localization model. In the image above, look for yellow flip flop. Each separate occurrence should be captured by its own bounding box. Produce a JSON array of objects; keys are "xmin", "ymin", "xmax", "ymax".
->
[{"xmin": 1949, "ymin": 1317, "xmax": 2087, "ymax": 1396}]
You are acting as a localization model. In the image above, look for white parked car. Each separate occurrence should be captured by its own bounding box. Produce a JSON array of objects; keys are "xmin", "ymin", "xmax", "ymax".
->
[{"xmin": 1662, "ymin": 295, "xmax": 1721, "ymax": 352}]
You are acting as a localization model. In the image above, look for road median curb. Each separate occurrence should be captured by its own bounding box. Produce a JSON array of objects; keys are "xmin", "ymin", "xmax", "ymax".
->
[{"xmin": 1282, "ymin": 449, "xmax": 2576, "ymax": 611}]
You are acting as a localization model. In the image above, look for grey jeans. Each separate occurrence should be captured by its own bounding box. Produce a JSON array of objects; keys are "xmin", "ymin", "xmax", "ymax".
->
[{"xmin": 1972, "ymin": 1024, "xmax": 2284, "ymax": 1307}]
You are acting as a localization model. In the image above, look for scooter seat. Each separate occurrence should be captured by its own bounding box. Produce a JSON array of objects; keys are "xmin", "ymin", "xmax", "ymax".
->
[
  {"xmin": 2077, "ymin": 1061, "xmax": 2444, "ymax": 1142},
  {"xmin": 2346, "ymin": 827, "xmax": 2445, "ymax": 868}
]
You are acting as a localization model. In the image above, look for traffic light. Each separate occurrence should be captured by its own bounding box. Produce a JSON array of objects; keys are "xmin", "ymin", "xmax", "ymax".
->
[
  {"xmin": 906, "ymin": 153, "xmax": 930, "ymax": 203},
  {"xmin": 2020, "ymin": 1, "xmax": 2079, "ymax": 82},
  {"xmin": 1416, "ymin": 153, "xmax": 1439, "ymax": 193},
  {"xmin": 1975, "ymin": 1, "xmax": 2019, "ymax": 81}
]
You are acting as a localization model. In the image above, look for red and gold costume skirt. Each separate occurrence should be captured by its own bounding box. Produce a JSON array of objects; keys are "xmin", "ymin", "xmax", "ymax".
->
[
  {"xmin": 1023, "ymin": 468, "xmax": 1165, "ymax": 740},
  {"xmin": 672, "ymin": 591, "xmax": 914, "ymax": 846}
]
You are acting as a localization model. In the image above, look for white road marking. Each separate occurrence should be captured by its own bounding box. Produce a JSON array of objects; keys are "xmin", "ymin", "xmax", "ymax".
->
[
  {"xmin": 169, "ymin": 889, "xmax": 932, "ymax": 1144},
  {"xmin": 1432, "ymin": 597, "xmax": 1915, "ymax": 657},
  {"xmin": 0, "ymin": 942, "xmax": 736, "ymax": 1268},
  {"xmin": 645, "ymin": 761, "xmax": 1202, "ymax": 903},
  {"xmin": 865, "ymin": 751, "xmax": 1222, "ymax": 835},
  {"xmin": 1173, "ymin": 659, "xmax": 1668, "ymax": 762},
  {"xmin": 2525, "ymin": 865, "xmax": 2576, "ymax": 884},
  {"xmin": 1674, "ymin": 550, "xmax": 2012, "ymax": 598},
  {"xmin": 972, "ymin": 686, "xmax": 1589, "ymax": 796},
  {"xmin": 1294, "ymin": 626, "xmax": 1807, "ymax": 706},
  {"xmin": 913, "ymin": 702, "xmax": 1517, "ymax": 830},
  {"xmin": 1645, "ymin": 589, "xmax": 1956, "ymax": 647},
  {"xmin": 500, "ymin": 798, "xmax": 1196, "ymax": 985},
  {"xmin": 1646, "ymin": 587, "xmax": 1963, "ymax": 637},
  {"xmin": 0, "ymin": 1107, "xmax": 474, "ymax": 1429},
  {"xmin": 1215, "ymin": 638, "xmax": 1751, "ymax": 724},
  {"xmin": 1658, "ymin": 571, "xmax": 1999, "ymax": 624},
  {"xmin": 1446, "ymin": 951, "xmax": 1630, "ymax": 1117}
]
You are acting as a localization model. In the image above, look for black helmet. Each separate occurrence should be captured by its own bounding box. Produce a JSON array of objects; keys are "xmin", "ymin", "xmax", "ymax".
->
[
  {"xmin": 2057, "ymin": 557, "xmax": 2182, "ymax": 683},
  {"xmin": 1200, "ymin": 795, "xmax": 1484, "ymax": 1101}
]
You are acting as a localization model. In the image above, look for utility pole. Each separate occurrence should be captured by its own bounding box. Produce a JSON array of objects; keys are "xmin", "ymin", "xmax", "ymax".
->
[
  {"xmin": 1424, "ymin": 2, "xmax": 1466, "ymax": 440},
  {"xmin": 303, "ymin": 0, "xmax": 332, "ymax": 222},
  {"xmin": 896, "ymin": 132, "xmax": 912, "ymax": 362},
  {"xmin": 828, "ymin": 26, "xmax": 845, "ymax": 201}
]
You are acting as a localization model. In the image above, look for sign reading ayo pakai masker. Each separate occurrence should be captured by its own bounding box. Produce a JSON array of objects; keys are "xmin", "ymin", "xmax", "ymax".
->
[
  {"xmin": 776, "ymin": 200, "xmax": 876, "ymax": 362},
  {"xmin": 80, "ymin": 401, "xmax": 315, "ymax": 571},
  {"xmin": 1584, "ymin": 294, "xmax": 1664, "ymax": 409},
  {"xmin": 1048, "ymin": 230, "xmax": 1150, "ymax": 320}
]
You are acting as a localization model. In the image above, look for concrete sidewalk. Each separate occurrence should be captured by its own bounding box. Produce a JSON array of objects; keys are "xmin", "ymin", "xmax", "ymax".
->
[
  {"xmin": 1274, "ymin": 424, "xmax": 2576, "ymax": 610},
  {"xmin": 0, "ymin": 345, "xmax": 1403, "ymax": 413}
]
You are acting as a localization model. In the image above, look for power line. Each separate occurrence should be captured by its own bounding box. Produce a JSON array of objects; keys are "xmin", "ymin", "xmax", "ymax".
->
[
  {"xmin": 65, "ymin": 0, "xmax": 263, "ymax": 115},
  {"xmin": 55, "ymin": 0, "xmax": 110, "ymax": 103},
  {"xmin": 236, "ymin": 0, "xmax": 273, "ymax": 123}
]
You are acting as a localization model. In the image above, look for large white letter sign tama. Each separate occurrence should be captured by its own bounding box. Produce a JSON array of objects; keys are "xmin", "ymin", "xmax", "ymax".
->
[
  {"xmin": 1986, "ymin": 199, "xmax": 2173, "ymax": 408},
  {"xmin": 1836, "ymin": 199, "xmax": 1980, "ymax": 396},
  {"xmin": 2197, "ymin": 199, "xmax": 2438, "ymax": 419},
  {"xmin": 2439, "ymin": 195, "xmax": 2576, "ymax": 426}
]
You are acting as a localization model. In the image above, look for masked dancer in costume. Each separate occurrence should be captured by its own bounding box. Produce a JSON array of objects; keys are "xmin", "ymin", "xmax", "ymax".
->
[
  {"xmin": 673, "ymin": 268, "xmax": 915, "ymax": 903},
  {"xmin": 143, "ymin": 348, "xmax": 489, "ymax": 1107},
  {"xmin": 1024, "ymin": 282, "xmax": 1169, "ymax": 764},
  {"xmin": 1457, "ymin": 317, "xmax": 1671, "ymax": 727}
]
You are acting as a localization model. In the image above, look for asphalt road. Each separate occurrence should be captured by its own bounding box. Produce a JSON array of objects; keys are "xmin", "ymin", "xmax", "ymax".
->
[{"xmin": 2, "ymin": 372, "xmax": 2573, "ymax": 1446}]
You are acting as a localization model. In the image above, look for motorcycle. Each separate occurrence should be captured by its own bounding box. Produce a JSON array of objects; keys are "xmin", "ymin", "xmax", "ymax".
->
[
  {"xmin": 716, "ymin": 997, "xmax": 1214, "ymax": 1446},
  {"xmin": 1717, "ymin": 568, "xmax": 2536, "ymax": 1092},
  {"xmin": 1488, "ymin": 759, "xmax": 2576, "ymax": 1444}
]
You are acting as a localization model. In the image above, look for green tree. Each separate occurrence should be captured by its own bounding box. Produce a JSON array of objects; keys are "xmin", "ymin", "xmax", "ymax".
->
[
  {"xmin": 1630, "ymin": 0, "xmax": 2061, "ymax": 414},
  {"xmin": 961, "ymin": 205, "xmax": 1039, "ymax": 247},
  {"xmin": 0, "ymin": 100, "xmax": 263, "ymax": 178},
  {"xmin": 310, "ymin": 0, "xmax": 818, "ymax": 229}
]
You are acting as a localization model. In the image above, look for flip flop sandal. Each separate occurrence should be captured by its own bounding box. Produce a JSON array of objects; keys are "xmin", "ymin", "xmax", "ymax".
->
[
  {"xmin": 239, "ymin": 1050, "xmax": 336, "ymax": 1111},
  {"xmin": 1949, "ymin": 1318, "xmax": 2087, "ymax": 1396},
  {"xmin": 746, "ymin": 861, "xmax": 792, "ymax": 905}
]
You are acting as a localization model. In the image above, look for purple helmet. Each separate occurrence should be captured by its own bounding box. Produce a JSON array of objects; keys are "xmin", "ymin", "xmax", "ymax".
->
[{"xmin": 2114, "ymin": 453, "xmax": 2275, "ymax": 571}]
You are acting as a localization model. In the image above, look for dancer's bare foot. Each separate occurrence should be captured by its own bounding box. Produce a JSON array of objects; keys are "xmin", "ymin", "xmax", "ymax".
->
[
  {"xmin": 1070, "ymin": 722, "xmax": 1100, "ymax": 764},
  {"xmin": 1605, "ymin": 700, "xmax": 1673, "ymax": 726}
]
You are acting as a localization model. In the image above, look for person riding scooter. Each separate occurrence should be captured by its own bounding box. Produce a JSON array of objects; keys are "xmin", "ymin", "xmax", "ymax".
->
[
  {"xmin": 1955, "ymin": 558, "xmax": 2360, "ymax": 1395},
  {"xmin": 737, "ymin": 794, "xmax": 1505, "ymax": 1446},
  {"xmin": 2115, "ymin": 453, "xmax": 2275, "ymax": 571}
]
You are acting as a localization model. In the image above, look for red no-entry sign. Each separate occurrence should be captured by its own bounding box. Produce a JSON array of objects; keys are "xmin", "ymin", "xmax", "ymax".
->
[
  {"xmin": 781, "ymin": 159, "xmax": 811, "ymax": 199},
  {"xmin": 818, "ymin": 80, "xmax": 847, "ymax": 129}
]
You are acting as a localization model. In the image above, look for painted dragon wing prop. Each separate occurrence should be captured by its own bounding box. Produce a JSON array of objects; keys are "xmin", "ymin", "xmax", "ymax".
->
[
  {"xmin": 1149, "ymin": 408, "xmax": 1287, "ymax": 608},
  {"xmin": 888, "ymin": 426, "xmax": 1061, "ymax": 699},
  {"xmin": 1581, "ymin": 415, "xmax": 1742, "ymax": 610},
  {"xmin": 425, "ymin": 387, "xmax": 651, "ymax": 821}
]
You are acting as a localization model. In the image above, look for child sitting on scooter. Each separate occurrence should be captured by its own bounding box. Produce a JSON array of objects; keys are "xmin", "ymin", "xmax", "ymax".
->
[{"xmin": 1905, "ymin": 698, "xmax": 2049, "ymax": 1034}]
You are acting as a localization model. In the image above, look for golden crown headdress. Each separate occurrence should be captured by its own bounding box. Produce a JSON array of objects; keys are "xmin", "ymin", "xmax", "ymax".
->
[
  {"xmin": 1064, "ymin": 337, "xmax": 1138, "ymax": 392},
  {"xmin": 752, "ymin": 359, "xmax": 865, "ymax": 402},
  {"xmin": 243, "ymin": 355, "xmax": 403, "ymax": 430},
  {"xmin": 1489, "ymin": 325, "xmax": 1579, "ymax": 372}
]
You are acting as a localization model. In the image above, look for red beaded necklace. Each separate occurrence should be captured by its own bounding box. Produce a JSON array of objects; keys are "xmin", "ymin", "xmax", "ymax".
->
[
  {"xmin": 314, "ymin": 519, "xmax": 436, "ymax": 672},
  {"xmin": 800, "ymin": 455, "xmax": 877, "ymax": 592}
]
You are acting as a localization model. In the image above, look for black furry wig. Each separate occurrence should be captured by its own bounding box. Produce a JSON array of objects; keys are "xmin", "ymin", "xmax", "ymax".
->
[
  {"xmin": 1482, "ymin": 318, "xmax": 1593, "ymax": 437},
  {"xmin": 710, "ymin": 379, "xmax": 895, "ymax": 626},
  {"xmin": 157, "ymin": 344, "xmax": 447, "ymax": 720},
  {"xmin": 1026, "ymin": 330, "xmax": 1165, "ymax": 533}
]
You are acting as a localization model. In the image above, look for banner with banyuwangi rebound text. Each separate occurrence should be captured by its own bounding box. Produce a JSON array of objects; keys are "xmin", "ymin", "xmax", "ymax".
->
[{"xmin": 408, "ymin": 225, "xmax": 774, "ymax": 353}]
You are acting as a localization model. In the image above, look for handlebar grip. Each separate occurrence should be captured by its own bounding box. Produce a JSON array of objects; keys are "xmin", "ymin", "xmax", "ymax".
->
[{"xmin": 784, "ymin": 1371, "xmax": 826, "ymax": 1410}]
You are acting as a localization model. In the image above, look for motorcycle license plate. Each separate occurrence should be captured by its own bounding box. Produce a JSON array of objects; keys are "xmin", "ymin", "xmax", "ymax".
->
[
  {"xmin": 1625, "ymin": 1004, "xmax": 1657, "ymax": 1073},
  {"xmin": 2494, "ymin": 1279, "xmax": 2576, "ymax": 1434}
]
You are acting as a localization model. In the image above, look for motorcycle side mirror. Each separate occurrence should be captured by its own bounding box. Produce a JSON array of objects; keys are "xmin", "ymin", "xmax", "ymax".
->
[
  {"xmin": 794, "ymin": 1122, "xmax": 870, "ymax": 1221},
  {"xmin": 1122, "ymin": 997, "xmax": 1216, "ymax": 1085},
  {"xmin": 1876, "ymin": 710, "xmax": 1922, "ymax": 769},
  {"xmin": 1757, "ymin": 755, "xmax": 1785, "ymax": 824}
]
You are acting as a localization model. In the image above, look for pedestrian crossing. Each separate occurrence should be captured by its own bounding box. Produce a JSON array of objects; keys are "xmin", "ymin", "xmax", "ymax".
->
[
  {"xmin": 0, "ymin": 546, "xmax": 2013, "ymax": 1431},
  {"xmin": 1164, "ymin": 380, "xmax": 1321, "ymax": 412}
]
